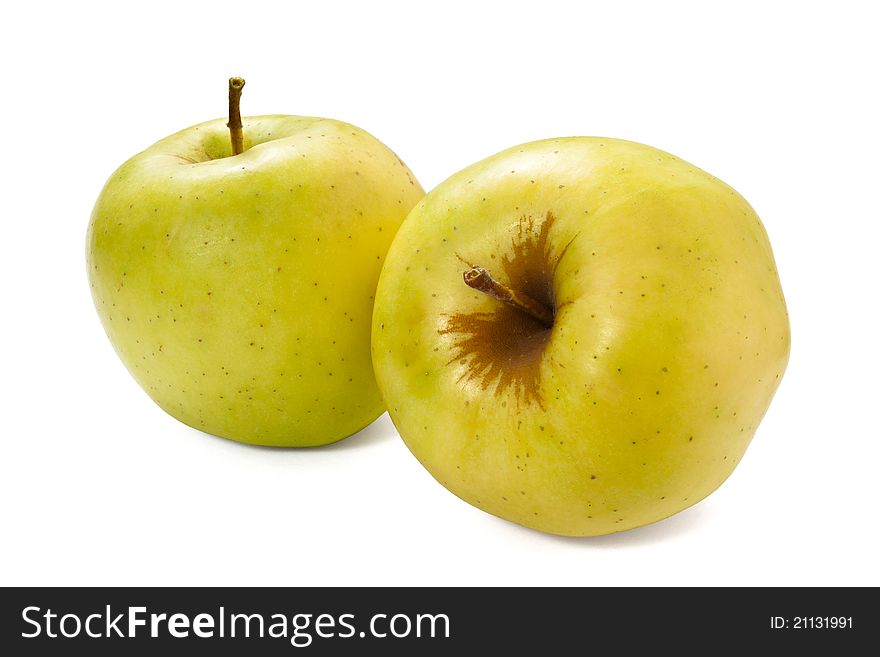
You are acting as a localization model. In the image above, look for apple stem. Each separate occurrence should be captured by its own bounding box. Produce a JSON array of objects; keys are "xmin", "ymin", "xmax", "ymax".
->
[
  {"xmin": 227, "ymin": 77, "xmax": 246, "ymax": 155},
  {"xmin": 463, "ymin": 265, "xmax": 554, "ymax": 327}
]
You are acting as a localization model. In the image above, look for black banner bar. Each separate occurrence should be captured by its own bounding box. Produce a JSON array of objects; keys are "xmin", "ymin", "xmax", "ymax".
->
[{"xmin": 1, "ymin": 587, "xmax": 874, "ymax": 654}]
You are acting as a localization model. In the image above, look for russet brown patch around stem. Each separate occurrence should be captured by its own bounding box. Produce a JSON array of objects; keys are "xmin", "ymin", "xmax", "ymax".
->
[{"xmin": 440, "ymin": 212, "xmax": 558, "ymax": 408}]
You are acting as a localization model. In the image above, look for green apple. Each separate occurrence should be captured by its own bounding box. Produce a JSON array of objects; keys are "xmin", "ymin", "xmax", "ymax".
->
[
  {"xmin": 372, "ymin": 137, "xmax": 790, "ymax": 535},
  {"xmin": 88, "ymin": 79, "xmax": 424, "ymax": 446}
]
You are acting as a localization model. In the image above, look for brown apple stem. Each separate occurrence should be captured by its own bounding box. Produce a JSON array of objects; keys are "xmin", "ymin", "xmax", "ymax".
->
[
  {"xmin": 463, "ymin": 265, "xmax": 553, "ymax": 327},
  {"xmin": 227, "ymin": 77, "xmax": 246, "ymax": 155}
]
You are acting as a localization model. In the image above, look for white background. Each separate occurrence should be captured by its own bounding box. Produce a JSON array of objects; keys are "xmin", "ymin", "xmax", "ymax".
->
[{"xmin": 2, "ymin": 0, "xmax": 878, "ymax": 587}]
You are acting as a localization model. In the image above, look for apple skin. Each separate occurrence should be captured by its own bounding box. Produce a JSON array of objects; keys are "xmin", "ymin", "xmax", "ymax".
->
[
  {"xmin": 372, "ymin": 137, "xmax": 790, "ymax": 536},
  {"xmin": 88, "ymin": 115, "xmax": 424, "ymax": 446}
]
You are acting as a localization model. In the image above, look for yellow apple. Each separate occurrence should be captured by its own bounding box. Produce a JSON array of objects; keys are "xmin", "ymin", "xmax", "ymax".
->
[
  {"xmin": 88, "ymin": 80, "xmax": 424, "ymax": 446},
  {"xmin": 372, "ymin": 137, "xmax": 789, "ymax": 535}
]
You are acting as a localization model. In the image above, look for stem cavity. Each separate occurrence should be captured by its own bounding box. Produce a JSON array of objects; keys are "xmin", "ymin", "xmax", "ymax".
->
[{"xmin": 463, "ymin": 265, "xmax": 554, "ymax": 327}]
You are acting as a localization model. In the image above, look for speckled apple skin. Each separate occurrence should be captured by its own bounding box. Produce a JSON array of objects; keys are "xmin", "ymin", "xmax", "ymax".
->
[
  {"xmin": 88, "ymin": 115, "xmax": 424, "ymax": 446},
  {"xmin": 372, "ymin": 137, "xmax": 789, "ymax": 535}
]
